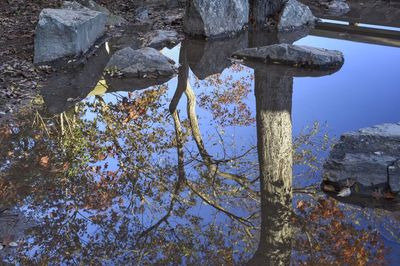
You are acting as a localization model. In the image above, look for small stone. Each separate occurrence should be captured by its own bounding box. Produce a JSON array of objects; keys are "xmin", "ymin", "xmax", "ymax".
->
[
  {"xmin": 337, "ymin": 187, "xmax": 351, "ymax": 197},
  {"xmin": 62, "ymin": 0, "xmax": 127, "ymax": 26},
  {"xmin": 134, "ymin": 7, "xmax": 149, "ymax": 22},
  {"xmin": 8, "ymin": 241, "xmax": 18, "ymax": 247},
  {"xmin": 80, "ymin": 0, "xmax": 110, "ymax": 15},
  {"xmin": 145, "ymin": 30, "xmax": 179, "ymax": 49},
  {"xmin": 320, "ymin": 0, "xmax": 350, "ymax": 15},
  {"xmin": 62, "ymin": 1, "xmax": 90, "ymax": 11}
]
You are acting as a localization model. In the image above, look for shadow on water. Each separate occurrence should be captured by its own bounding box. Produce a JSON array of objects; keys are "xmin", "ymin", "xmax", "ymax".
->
[
  {"xmin": 40, "ymin": 44, "xmax": 110, "ymax": 114},
  {"xmin": 1, "ymin": 15, "xmax": 400, "ymax": 265}
]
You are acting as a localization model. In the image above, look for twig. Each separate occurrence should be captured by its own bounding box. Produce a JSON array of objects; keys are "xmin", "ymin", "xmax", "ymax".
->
[{"xmin": 186, "ymin": 180, "xmax": 254, "ymax": 227}]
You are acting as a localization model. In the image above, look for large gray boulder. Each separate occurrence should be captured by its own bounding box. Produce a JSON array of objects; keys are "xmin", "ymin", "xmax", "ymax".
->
[
  {"xmin": 324, "ymin": 123, "xmax": 400, "ymax": 192},
  {"xmin": 183, "ymin": 0, "xmax": 249, "ymax": 38},
  {"xmin": 62, "ymin": 0, "xmax": 127, "ymax": 26},
  {"xmin": 232, "ymin": 44, "xmax": 344, "ymax": 69},
  {"xmin": 34, "ymin": 8, "xmax": 106, "ymax": 64},
  {"xmin": 105, "ymin": 47, "xmax": 177, "ymax": 78},
  {"xmin": 278, "ymin": 0, "xmax": 315, "ymax": 31}
]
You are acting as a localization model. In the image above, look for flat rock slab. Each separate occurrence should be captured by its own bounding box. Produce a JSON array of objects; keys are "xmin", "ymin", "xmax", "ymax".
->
[
  {"xmin": 324, "ymin": 123, "xmax": 400, "ymax": 192},
  {"xmin": 232, "ymin": 44, "xmax": 344, "ymax": 70},
  {"xmin": 278, "ymin": 0, "xmax": 316, "ymax": 31},
  {"xmin": 105, "ymin": 47, "xmax": 177, "ymax": 78},
  {"xmin": 183, "ymin": 0, "xmax": 249, "ymax": 38},
  {"xmin": 34, "ymin": 8, "xmax": 106, "ymax": 64}
]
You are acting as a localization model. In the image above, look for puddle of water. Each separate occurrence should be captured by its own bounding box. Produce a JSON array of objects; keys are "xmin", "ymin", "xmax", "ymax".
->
[{"xmin": 1, "ymin": 7, "xmax": 400, "ymax": 265}]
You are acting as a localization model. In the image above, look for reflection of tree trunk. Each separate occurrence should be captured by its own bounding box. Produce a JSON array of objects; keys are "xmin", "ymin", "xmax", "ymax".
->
[
  {"xmin": 184, "ymin": 83, "xmax": 213, "ymax": 164},
  {"xmin": 172, "ymin": 110, "xmax": 185, "ymax": 181},
  {"xmin": 185, "ymin": 84, "xmax": 248, "ymax": 184},
  {"xmin": 169, "ymin": 43, "xmax": 247, "ymax": 185},
  {"xmin": 248, "ymin": 70, "xmax": 293, "ymax": 265},
  {"xmin": 169, "ymin": 43, "xmax": 189, "ymax": 114},
  {"xmin": 169, "ymin": 42, "xmax": 213, "ymax": 173},
  {"xmin": 170, "ymin": 44, "xmax": 190, "ymax": 181}
]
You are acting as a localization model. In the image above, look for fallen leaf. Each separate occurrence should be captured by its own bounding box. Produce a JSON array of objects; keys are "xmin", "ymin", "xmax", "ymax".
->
[
  {"xmin": 97, "ymin": 153, "xmax": 106, "ymax": 161},
  {"xmin": 40, "ymin": 156, "xmax": 49, "ymax": 167},
  {"xmin": 62, "ymin": 162, "xmax": 69, "ymax": 171}
]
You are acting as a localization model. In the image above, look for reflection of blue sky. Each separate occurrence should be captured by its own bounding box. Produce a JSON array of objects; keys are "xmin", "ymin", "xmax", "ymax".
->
[
  {"xmin": 294, "ymin": 36, "xmax": 400, "ymax": 264},
  {"xmin": 321, "ymin": 19, "xmax": 400, "ymax": 32},
  {"xmin": 84, "ymin": 36, "xmax": 400, "ymax": 190},
  {"xmin": 164, "ymin": 36, "xmax": 400, "ymax": 143},
  {"xmin": 75, "ymin": 36, "xmax": 400, "ymax": 263},
  {"xmin": 293, "ymin": 36, "xmax": 400, "ymax": 137}
]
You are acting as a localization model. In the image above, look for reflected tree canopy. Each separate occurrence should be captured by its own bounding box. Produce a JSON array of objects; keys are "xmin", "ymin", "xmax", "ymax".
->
[{"xmin": 0, "ymin": 38, "xmax": 388, "ymax": 265}]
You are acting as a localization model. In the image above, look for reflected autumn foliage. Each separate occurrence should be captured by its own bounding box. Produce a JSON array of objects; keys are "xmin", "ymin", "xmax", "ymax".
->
[
  {"xmin": 1, "ymin": 83, "xmax": 258, "ymax": 264},
  {"xmin": 294, "ymin": 198, "xmax": 386, "ymax": 266},
  {"xmin": 0, "ymin": 43, "xmax": 390, "ymax": 265},
  {"xmin": 197, "ymin": 64, "xmax": 255, "ymax": 126}
]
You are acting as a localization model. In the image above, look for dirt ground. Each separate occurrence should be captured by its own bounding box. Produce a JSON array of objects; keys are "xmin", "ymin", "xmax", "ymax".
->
[{"xmin": 0, "ymin": 0, "xmax": 184, "ymax": 122}]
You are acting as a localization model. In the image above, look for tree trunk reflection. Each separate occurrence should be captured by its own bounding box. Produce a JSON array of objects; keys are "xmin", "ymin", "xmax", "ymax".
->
[{"xmin": 248, "ymin": 68, "xmax": 294, "ymax": 265}]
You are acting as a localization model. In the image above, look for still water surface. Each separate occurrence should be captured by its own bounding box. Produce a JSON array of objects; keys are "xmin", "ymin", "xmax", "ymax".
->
[{"xmin": 1, "ymin": 18, "xmax": 400, "ymax": 265}]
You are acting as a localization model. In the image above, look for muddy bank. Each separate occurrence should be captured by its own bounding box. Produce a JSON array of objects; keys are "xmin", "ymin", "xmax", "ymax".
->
[{"xmin": 0, "ymin": 0, "xmax": 185, "ymax": 123}]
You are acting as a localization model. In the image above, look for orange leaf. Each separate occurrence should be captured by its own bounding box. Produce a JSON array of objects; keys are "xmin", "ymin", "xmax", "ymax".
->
[
  {"xmin": 40, "ymin": 156, "xmax": 49, "ymax": 167},
  {"xmin": 296, "ymin": 200, "xmax": 306, "ymax": 211},
  {"xmin": 97, "ymin": 153, "xmax": 106, "ymax": 161},
  {"xmin": 62, "ymin": 162, "xmax": 69, "ymax": 171}
]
